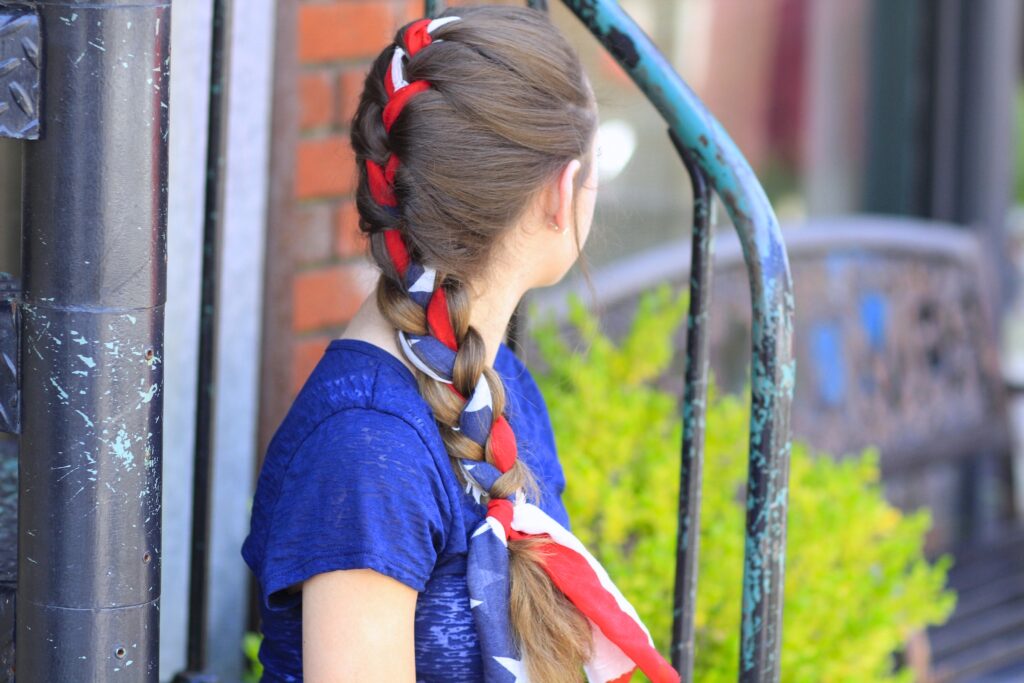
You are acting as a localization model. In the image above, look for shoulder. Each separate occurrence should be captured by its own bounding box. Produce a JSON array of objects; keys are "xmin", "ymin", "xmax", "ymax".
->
[
  {"xmin": 305, "ymin": 338, "xmax": 425, "ymax": 410},
  {"xmin": 277, "ymin": 406, "xmax": 457, "ymax": 532},
  {"xmin": 273, "ymin": 338, "xmax": 444, "ymax": 455},
  {"xmin": 293, "ymin": 406, "xmax": 436, "ymax": 467},
  {"xmin": 252, "ymin": 400, "xmax": 457, "ymax": 537},
  {"xmin": 244, "ymin": 407, "xmax": 459, "ymax": 606},
  {"xmin": 243, "ymin": 341, "xmax": 464, "ymax": 584},
  {"xmin": 275, "ymin": 335, "xmax": 458, "ymax": 506}
]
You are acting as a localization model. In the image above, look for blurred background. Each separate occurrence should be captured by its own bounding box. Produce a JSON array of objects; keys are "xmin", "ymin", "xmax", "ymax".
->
[{"xmin": 3, "ymin": 0, "xmax": 1024, "ymax": 681}]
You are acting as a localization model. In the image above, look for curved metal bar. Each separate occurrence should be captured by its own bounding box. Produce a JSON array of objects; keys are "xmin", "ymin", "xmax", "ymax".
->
[
  {"xmin": 561, "ymin": 1, "xmax": 795, "ymax": 680},
  {"xmin": 670, "ymin": 134, "xmax": 713, "ymax": 680}
]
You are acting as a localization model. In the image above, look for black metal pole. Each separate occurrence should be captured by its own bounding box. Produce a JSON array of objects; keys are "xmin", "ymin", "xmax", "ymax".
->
[
  {"xmin": 669, "ymin": 136, "xmax": 713, "ymax": 679},
  {"xmin": 175, "ymin": 0, "xmax": 232, "ymax": 680},
  {"xmin": 16, "ymin": 1, "xmax": 170, "ymax": 680}
]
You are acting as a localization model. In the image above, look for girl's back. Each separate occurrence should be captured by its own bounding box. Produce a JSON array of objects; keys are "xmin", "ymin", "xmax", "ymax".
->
[{"xmin": 241, "ymin": 338, "xmax": 569, "ymax": 681}]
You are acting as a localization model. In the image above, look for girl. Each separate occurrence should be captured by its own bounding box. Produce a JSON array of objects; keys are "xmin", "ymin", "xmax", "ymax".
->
[{"xmin": 242, "ymin": 7, "xmax": 677, "ymax": 682}]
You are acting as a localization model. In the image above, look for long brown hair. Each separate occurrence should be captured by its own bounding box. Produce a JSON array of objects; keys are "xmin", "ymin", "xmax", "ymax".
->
[{"xmin": 349, "ymin": 7, "xmax": 598, "ymax": 681}]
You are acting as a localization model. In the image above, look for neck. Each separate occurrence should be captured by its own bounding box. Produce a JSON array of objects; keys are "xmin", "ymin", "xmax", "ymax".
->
[
  {"xmin": 467, "ymin": 276, "xmax": 527, "ymax": 366},
  {"xmin": 343, "ymin": 272, "xmax": 528, "ymax": 374}
]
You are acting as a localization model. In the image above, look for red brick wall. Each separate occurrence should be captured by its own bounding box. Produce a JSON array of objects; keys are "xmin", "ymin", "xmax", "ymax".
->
[
  {"xmin": 292, "ymin": 0, "xmax": 433, "ymax": 390},
  {"xmin": 259, "ymin": 0, "xmax": 427, "ymax": 453}
]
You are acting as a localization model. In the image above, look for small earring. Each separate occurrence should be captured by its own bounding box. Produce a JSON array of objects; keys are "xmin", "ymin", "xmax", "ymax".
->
[{"xmin": 550, "ymin": 221, "xmax": 561, "ymax": 233}]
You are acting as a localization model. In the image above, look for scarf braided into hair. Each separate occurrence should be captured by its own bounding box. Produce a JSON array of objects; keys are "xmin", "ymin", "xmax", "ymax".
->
[{"xmin": 364, "ymin": 16, "xmax": 680, "ymax": 683}]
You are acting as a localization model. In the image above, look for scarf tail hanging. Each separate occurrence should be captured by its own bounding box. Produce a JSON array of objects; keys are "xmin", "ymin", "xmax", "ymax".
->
[{"xmin": 469, "ymin": 496, "xmax": 680, "ymax": 683}]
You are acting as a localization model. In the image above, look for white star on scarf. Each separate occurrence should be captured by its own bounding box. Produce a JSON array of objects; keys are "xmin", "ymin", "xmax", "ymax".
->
[
  {"xmin": 461, "ymin": 463, "xmax": 488, "ymax": 505},
  {"xmin": 494, "ymin": 656, "xmax": 529, "ymax": 682},
  {"xmin": 464, "ymin": 478, "xmax": 486, "ymax": 506},
  {"xmin": 471, "ymin": 517, "xmax": 508, "ymax": 546}
]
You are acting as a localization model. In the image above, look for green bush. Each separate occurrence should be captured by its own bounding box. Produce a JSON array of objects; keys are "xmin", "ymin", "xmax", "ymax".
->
[
  {"xmin": 242, "ymin": 630, "xmax": 263, "ymax": 683},
  {"xmin": 529, "ymin": 285, "xmax": 957, "ymax": 682}
]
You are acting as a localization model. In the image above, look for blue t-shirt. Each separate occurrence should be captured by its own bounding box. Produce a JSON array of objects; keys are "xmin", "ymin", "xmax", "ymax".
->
[{"xmin": 241, "ymin": 338, "xmax": 570, "ymax": 682}]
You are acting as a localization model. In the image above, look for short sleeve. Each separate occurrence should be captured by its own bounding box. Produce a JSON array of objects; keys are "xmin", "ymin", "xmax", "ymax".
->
[{"xmin": 258, "ymin": 408, "xmax": 452, "ymax": 611}]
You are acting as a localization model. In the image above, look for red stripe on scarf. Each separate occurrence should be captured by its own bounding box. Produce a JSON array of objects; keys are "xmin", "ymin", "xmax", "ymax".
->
[
  {"xmin": 366, "ymin": 156, "xmax": 399, "ymax": 207},
  {"xmin": 403, "ymin": 18, "xmax": 435, "ymax": 55},
  {"xmin": 487, "ymin": 499, "xmax": 680, "ymax": 683},
  {"xmin": 383, "ymin": 229, "xmax": 410, "ymax": 278},
  {"xmin": 383, "ymin": 80, "xmax": 431, "ymax": 132},
  {"xmin": 444, "ymin": 381, "xmax": 518, "ymax": 475},
  {"xmin": 426, "ymin": 289, "xmax": 457, "ymax": 351},
  {"xmin": 489, "ymin": 416, "xmax": 518, "ymax": 474}
]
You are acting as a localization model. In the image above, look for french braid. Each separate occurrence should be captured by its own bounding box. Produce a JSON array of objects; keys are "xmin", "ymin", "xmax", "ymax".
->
[
  {"xmin": 357, "ymin": 17, "xmax": 536, "ymax": 500},
  {"xmin": 350, "ymin": 8, "xmax": 598, "ymax": 681}
]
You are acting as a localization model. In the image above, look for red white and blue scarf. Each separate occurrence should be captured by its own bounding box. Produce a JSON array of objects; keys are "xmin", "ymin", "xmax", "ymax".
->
[{"xmin": 365, "ymin": 17, "xmax": 680, "ymax": 683}]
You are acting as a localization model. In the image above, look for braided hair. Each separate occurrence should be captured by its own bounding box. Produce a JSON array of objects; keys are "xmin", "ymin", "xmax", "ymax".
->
[{"xmin": 350, "ymin": 7, "xmax": 599, "ymax": 681}]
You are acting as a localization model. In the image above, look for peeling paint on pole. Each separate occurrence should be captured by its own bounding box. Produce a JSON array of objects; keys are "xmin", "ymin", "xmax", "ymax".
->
[{"xmin": 16, "ymin": 1, "xmax": 169, "ymax": 680}]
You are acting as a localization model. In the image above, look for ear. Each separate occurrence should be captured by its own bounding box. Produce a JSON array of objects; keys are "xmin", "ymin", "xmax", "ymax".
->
[{"xmin": 551, "ymin": 159, "xmax": 582, "ymax": 232}]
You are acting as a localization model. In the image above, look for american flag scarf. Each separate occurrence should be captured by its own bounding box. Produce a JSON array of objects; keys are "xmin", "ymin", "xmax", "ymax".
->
[{"xmin": 363, "ymin": 16, "xmax": 680, "ymax": 683}]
